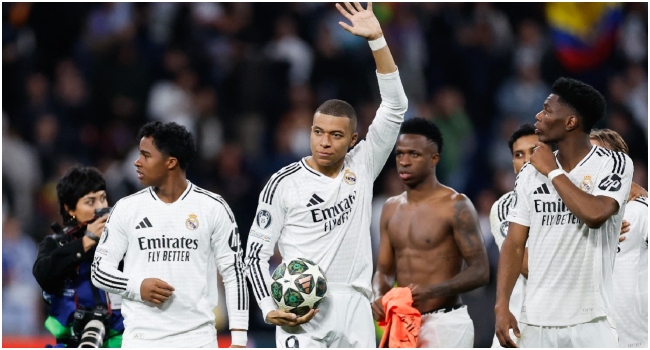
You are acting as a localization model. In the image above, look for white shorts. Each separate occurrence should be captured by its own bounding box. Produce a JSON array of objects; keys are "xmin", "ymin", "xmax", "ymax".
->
[
  {"xmin": 275, "ymin": 283, "xmax": 375, "ymax": 348},
  {"xmin": 519, "ymin": 316, "xmax": 618, "ymax": 348},
  {"xmin": 418, "ymin": 305, "xmax": 474, "ymax": 348}
]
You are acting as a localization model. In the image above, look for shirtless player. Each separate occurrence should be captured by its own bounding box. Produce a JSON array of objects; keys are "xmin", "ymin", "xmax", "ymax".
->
[{"xmin": 372, "ymin": 117, "xmax": 490, "ymax": 347}]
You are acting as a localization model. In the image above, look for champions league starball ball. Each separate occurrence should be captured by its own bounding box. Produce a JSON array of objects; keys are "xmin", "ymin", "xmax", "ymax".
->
[{"xmin": 271, "ymin": 258, "xmax": 328, "ymax": 316}]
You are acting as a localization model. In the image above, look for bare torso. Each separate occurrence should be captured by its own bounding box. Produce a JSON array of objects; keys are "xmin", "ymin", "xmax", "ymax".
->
[{"xmin": 385, "ymin": 186, "xmax": 464, "ymax": 312}]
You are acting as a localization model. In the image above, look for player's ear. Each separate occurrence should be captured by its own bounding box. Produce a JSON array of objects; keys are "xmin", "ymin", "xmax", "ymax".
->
[
  {"xmin": 430, "ymin": 152, "xmax": 440, "ymax": 166},
  {"xmin": 565, "ymin": 115, "xmax": 579, "ymax": 132},
  {"xmin": 166, "ymin": 156, "xmax": 178, "ymax": 170},
  {"xmin": 349, "ymin": 132, "xmax": 359, "ymax": 148}
]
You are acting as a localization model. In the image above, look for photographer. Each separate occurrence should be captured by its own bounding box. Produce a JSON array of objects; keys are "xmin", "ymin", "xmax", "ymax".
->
[{"xmin": 33, "ymin": 166, "xmax": 124, "ymax": 347}]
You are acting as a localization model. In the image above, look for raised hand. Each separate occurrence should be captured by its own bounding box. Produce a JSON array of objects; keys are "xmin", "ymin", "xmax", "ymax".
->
[
  {"xmin": 336, "ymin": 2, "xmax": 383, "ymax": 40},
  {"xmin": 140, "ymin": 278, "xmax": 175, "ymax": 304}
]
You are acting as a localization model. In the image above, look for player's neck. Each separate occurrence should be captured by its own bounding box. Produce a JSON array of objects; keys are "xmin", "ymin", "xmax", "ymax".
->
[
  {"xmin": 405, "ymin": 176, "xmax": 440, "ymax": 201},
  {"xmin": 555, "ymin": 135, "xmax": 593, "ymax": 172},
  {"xmin": 153, "ymin": 174, "xmax": 188, "ymax": 203},
  {"xmin": 305, "ymin": 156, "xmax": 343, "ymax": 178}
]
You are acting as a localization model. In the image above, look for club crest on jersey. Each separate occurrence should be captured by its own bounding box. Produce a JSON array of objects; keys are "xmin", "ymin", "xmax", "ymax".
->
[
  {"xmin": 343, "ymin": 169, "xmax": 356, "ymax": 185},
  {"xmin": 185, "ymin": 213, "xmax": 199, "ymax": 230},
  {"xmin": 580, "ymin": 175, "xmax": 593, "ymax": 192},
  {"xmin": 102, "ymin": 227, "xmax": 109, "ymax": 243},
  {"xmin": 499, "ymin": 221, "xmax": 509, "ymax": 238},
  {"xmin": 256, "ymin": 210, "xmax": 272, "ymax": 229}
]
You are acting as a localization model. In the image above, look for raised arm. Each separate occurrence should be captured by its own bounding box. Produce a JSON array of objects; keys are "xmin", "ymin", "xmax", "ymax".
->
[
  {"xmin": 337, "ymin": 2, "xmax": 408, "ymax": 177},
  {"xmin": 336, "ymin": 2, "xmax": 396, "ymax": 74},
  {"xmin": 371, "ymin": 198, "xmax": 398, "ymax": 321}
]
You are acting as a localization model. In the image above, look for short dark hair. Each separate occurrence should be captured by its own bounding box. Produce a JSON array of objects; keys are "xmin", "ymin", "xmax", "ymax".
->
[
  {"xmin": 57, "ymin": 166, "xmax": 106, "ymax": 225},
  {"xmin": 508, "ymin": 124, "xmax": 536, "ymax": 155},
  {"xmin": 551, "ymin": 77, "xmax": 606, "ymax": 132},
  {"xmin": 398, "ymin": 117, "xmax": 444, "ymax": 153},
  {"xmin": 315, "ymin": 99, "xmax": 357, "ymax": 131},
  {"xmin": 137, "ymin": 121, "xmax": 197, "ymax": 170}
]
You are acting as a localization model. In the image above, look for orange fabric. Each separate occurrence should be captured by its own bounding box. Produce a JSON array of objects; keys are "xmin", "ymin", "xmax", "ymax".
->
[{"xmin": 378, "ymin": 287, "xmax": 422, "ymax": 348}]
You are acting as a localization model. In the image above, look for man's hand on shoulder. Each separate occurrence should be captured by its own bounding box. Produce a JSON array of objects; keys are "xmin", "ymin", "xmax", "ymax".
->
[
  {"xmin": 629, "ymin": 182, "xmax": 648, "ymax": 201},
  {"xmin": 335, "ymin": 2, "xmax": 382, "ymax": 40},
  {"xmin": 140, "ymin": 278, "xmax": 174, "ymax": 304},
  {"xmin": 266, "ymin": 309, "xmax": 318, "ymax": 327}
]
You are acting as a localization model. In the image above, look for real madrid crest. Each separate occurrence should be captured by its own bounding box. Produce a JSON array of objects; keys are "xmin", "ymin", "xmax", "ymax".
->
[
  {"xmin": 186, "ymin": 213, "xmax": 199, "ymax": 230},
  {"xmin": 580, "ymin": 175, "xmax": 593, "ymax": 192},
  {"xmin": 343, "ymin": 169, "xmax": 357, "ymax": 185}
]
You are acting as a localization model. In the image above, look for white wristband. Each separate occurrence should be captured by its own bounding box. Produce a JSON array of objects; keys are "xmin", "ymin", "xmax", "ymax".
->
[
  {"xmin": 231, "ymin": 331, "xmax": 247, "ymax": 347},
  {"xmin": 368, "ymin": 35, "xmax": 387, "ymax": 51},
  {"xmin": 548, "ymin": 169, "xmax": 566, "ymax": 181}
]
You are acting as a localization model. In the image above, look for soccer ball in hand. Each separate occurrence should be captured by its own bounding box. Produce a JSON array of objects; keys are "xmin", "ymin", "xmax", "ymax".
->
[{"xmin": 271, "ymin": 258, "xmax": 327, "ymax": 316}]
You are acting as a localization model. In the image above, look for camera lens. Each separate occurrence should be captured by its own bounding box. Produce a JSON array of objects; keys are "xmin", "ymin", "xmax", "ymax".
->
[{"xmin": 78, "ymin": 320, "xmax": 105, "ymax": 348}]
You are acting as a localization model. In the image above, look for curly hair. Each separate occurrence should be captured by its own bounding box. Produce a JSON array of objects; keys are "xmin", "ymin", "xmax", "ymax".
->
[
  {"xmin": 551, "ymin": 77, "xmax": 606, "ymax": 132},
  {"xmin": 508, "ymin": 124, "xmax": 536, "ymax": 155},
  {"xmin": 56, "ymin": 166, "xmax": 106, "ymax": 225},
  {"xmin": 399, "ymin": 117, "xmax": 444, "ymax": 154},
  {"xmin": 137, "ymin": 121, "xmax": 197, "ymax": 170},
  {"xmin": 315, "ymin": 99, "xmax": 357, "ymax": 132}
]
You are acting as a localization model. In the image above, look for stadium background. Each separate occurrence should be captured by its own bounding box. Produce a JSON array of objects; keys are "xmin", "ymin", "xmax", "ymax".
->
[{"xmin": 2, "ymin": 2, "xmax": 647, "ymax": 347}]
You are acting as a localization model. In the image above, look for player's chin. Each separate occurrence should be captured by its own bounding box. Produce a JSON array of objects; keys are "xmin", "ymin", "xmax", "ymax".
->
[{"xmin": 314, "ymin": 157, "xmax": 337, "ymax": 167}]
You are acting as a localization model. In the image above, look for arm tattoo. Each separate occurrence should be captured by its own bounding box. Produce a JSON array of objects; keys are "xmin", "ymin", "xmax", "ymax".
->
[{"xmin": 454, "ymin": 199, "xmax": 476, "ymax": 248}]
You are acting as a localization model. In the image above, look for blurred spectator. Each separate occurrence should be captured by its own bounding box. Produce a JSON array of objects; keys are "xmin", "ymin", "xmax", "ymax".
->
[
  {"xmin": 428, "ymin": 87, "xmax": 476, "ymax": 192},
  {"xmin": 2, "ymin": 114, "xmax": 42, "ymax": 238},
  {"xmin": 264, "ymin": 15, "xmax": 313, "ymax": 86},
  {"xmin": 2, "ymin": 215, "xmax": 40, "ymax": 335}
]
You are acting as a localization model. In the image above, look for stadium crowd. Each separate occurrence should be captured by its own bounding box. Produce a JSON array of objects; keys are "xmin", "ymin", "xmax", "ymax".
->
[{"xmin": 2, "ymin": 2, "xmax": 647, "ymax": 347}]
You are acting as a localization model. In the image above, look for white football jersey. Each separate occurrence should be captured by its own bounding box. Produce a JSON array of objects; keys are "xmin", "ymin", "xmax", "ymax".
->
[
  {"xmin": 92, "ymin": 181, "xmax": 248, "ymax": 347},
  {"xmin": 489, "ymin": 191, "xmax": 526, "ymax": 321},
  {"xmin": 507, "ymin": 146, "xmax": 633, "ymax": 326},
  {"xmin": 245, "ymin": 70, "xmax": 408, "ymax": 319},
  {"xmin": 612, "ymin": 196, "xmax": 648, "ymax": 348}
]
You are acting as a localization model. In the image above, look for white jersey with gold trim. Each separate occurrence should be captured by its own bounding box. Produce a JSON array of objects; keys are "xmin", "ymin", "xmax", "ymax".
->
[
  {"xmin": 244, "ymin": 70, "xmax": 407, "ymax": 319},
  {"xmin": 92, "ymin": 181, "xmax": 248, "ymax": 347},
  {"xmin": 507, "ymin": 146, "xmax": 633, "ymax": 326}
]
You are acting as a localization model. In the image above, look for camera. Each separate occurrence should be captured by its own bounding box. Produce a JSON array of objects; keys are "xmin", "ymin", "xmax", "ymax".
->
[
  {"xmin": 72, "ymin": 305, "xmax": 111, "ymax": 348},
  {"xmin": 94, "ymin": 207, "xmax": 112, "ymax": 218}
]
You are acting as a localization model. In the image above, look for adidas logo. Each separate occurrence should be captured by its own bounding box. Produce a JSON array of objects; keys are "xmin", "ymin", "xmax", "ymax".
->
[
  {"xmin": 306, "ymin": 194, "xmax": 325, "ymax": 207},
  {"xmin": 135, "ymin": 217, "xmax": 153, "ymax": 229},
  {"xmin": 533, "ymin": 184, "xmax": 550, "ymax": 195}
]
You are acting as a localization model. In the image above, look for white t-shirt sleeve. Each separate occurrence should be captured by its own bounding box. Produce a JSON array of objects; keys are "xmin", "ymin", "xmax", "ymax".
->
[
  {"xmin": 490, "ymin": 197, "xmax": 506, "ymax": 250},
  {"xmin": 92, "ymin": 201, "xmax": 145, "ymax": 302},
  {"xmin": 592, "ymin": 152, "xmax": 634, "ymax": 209},
  {"xmin": 349, "ymin": 70, "xmax": 408, "ymax": 179},
  {"xmin": 245, "ymin": 174, "xmax": 288, "ymax": 321},
  {"xmin": 211, "ymin": 199, "xmax": 249, "ymax": 330},
  {"xmin": 506, "ymin": 164, "xmax": 532, "ymax": 228}
]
